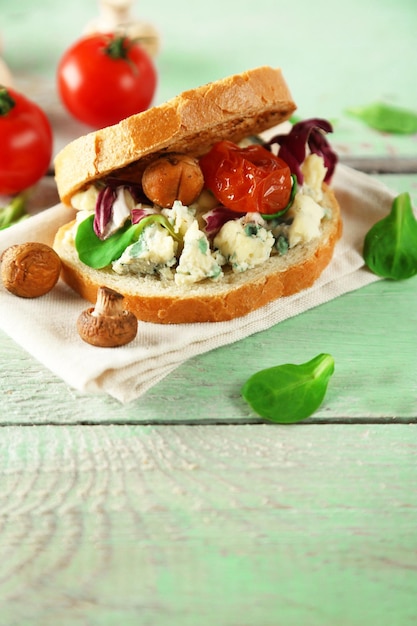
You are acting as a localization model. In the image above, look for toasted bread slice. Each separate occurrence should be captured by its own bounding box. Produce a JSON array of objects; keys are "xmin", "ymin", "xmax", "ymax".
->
[{"xmin": 54, "ymin": 66, "xmax": 296, "ymax": 206}]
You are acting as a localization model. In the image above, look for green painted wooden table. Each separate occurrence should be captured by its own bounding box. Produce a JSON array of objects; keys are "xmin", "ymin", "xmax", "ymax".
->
[{"xmin": 1, "ymin": 1, "xmax": 416, "ymax": 624}]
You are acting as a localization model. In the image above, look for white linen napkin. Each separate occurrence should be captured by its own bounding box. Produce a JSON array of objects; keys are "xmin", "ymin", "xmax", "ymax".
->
[{"xmin": 0, "ymin": 165, "xmax": 397, "ymax": 403}]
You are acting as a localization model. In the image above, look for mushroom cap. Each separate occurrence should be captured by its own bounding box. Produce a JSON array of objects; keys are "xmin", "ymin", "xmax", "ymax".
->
[
  {"xmin": 1, "ymin": 242, "xmax": 61, "ymax": 298},
  {"xmin": 77, "ymin": 307, "xmax": 138, "ymax": 347}
]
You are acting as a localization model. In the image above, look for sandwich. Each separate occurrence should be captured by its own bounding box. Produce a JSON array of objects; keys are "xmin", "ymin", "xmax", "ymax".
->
[{"xmin": 53, "ymin": 66, "xmax": 342, "ymax": 324}]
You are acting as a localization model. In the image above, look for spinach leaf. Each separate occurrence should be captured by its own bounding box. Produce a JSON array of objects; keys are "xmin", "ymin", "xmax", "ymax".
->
[
  {"xmin": 75, "ymin": 215, "xmax": 137, "ymax": 268},
  {"xmin": 75, "ymin": 214, "xmax": 180, "ymax": 269},
  {"xmin": 363, "ymin": 192, "xmax": 417, "ymax": 280},
  {"xmin": 346, "ymin": 102, "xmax": 417, "ymax": 134},
  {"xmin": 241, "ymin": 353, "xmax": 335, "ymax": 424}
]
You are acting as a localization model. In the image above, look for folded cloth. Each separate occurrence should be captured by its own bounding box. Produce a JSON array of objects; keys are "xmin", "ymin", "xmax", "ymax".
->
[{"xmin": 0, "ymin": 165, "xmax": 396, "ymax": 403}]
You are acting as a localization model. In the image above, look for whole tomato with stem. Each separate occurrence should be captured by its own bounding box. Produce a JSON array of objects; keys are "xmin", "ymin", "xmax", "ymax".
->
[
  {"xmin": 200, "ymin": 140, "xmax": 293, "ymax": 216},
  {"xmin": 0, "ymin": 86, "xmax": 53, "ymax": 196},
  {"xmin": 57, "ymin": 33, "xmax": 157, "ymax": 128}
]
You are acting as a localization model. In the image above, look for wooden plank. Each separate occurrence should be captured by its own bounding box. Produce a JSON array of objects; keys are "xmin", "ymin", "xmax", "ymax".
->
[
  {"xmin": 0, "ymin": 423, "xmax": 415, "ymax": 625},
  {"xmin": 4, "ymin": 0, "xmax": 417, "ymax": 164},
  {"xmin": 339, "ymin": 157, "xmax": 417, "ymax": 174},
  {"xmin": 0, "ymin": 274, "xmax": 416, "ymax": 425}
]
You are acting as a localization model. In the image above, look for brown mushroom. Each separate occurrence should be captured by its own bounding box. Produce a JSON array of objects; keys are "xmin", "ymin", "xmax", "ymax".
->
[
  {"xmin": 142, "ymin": 154, "xmax": 204, "ymax": 208},
  {"xmin": 77, "ymin": 286, "xmax": 138, "ymax": 347},
  {"xmin": 1, "ymin": 242, "xmax": 61, "ymax": 298}
]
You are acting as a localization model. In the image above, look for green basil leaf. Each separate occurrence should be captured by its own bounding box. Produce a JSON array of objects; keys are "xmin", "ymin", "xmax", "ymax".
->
[
  {"xmin": 346, "ymin": 102, "xmax": 417, "ymax": 134},
  {"xmin": 363, "ymin": 192, "xmax": 417, "ymax": 280},
  {"xmin": 241, "ymin": 353, "xmax": 335, "ymax": 424}
]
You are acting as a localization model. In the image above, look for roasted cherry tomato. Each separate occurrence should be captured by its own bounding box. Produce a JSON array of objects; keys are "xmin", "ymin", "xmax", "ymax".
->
[
  {"xmin": 0, "ymin": 86, "xmax": 53, "ymax": 196},
  {"xmin": 57, "ymin": 33, "xmax": 157, "ymax": 128},
  {"xmin": 199, "ymin": 141, "xmax": 292, "ymax": 215}
]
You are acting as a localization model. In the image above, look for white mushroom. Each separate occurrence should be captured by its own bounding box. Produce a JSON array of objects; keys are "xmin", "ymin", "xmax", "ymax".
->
[
  {"xmin": 85, "ymin": 0, "xmax": 161, "ymax": 57},
  {"xmin": 0, "ymin": 32, "xmax": 13, "ymax": 86}
]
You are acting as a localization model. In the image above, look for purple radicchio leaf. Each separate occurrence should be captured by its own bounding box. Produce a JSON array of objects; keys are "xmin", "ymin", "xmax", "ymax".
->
[
  {"xmin": 267, "ymin": 118, "xmax": 338, "ymax": 185},
  {"xmin": 94, "ymin": 186, "xmax": 116, "ymax": 239},
  {"xmin": 203, "ymin": 206, "xmax": 245, "ymax": 236},
  {"xmin": 127, "ymin": 185, "xmax": 148, "ymax": 205},
  {"xmin": 131, "ymin": 205, "xmax": 159, "ymax": 224}
]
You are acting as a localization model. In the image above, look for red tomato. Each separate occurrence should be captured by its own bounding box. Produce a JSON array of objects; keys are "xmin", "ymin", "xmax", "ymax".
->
[
  {"xmin": 0, "ymin": 87, "xmax": 53, "ymax": 195},
  {"xmin": 200, "ymin": 141, "xmax": 292, "ymax": 215},
  {"xmin": 57, "ymin": 33, "xmax": 157, "ymax": 128}
]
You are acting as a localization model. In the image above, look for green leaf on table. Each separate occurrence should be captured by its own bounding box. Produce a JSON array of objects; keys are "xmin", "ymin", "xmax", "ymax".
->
[
  {"xmin": 0, "ymin": 194, "xmax": 28, "ymax": 229},
  {"xmin": 363, "ymin": 192, "xmax": 417, "ymax": 280},
  {"xmin": 346, "ymin": 102, "xmax": 417, "ymax": 134},
  {"xmin": 241, "ymin": 353, "xmax": 335, "ymax": 424}
]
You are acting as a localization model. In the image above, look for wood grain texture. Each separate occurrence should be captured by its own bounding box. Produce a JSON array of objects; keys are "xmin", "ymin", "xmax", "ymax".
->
[
  {"xmin": 4, "ymin": 1, "xmax": 417, "ymax": 116},
  {"xmin": 0, "ymin": 274, "xmax": 416, "ymax": 425},
  {"xmin": 3, "ymin": 0, "xmax": 417, "ymax": 162},
  {"xmin": 0, "ymin": 423, "xmax": 416, "ymax": 626},
  {"xmin": 340, "ymin": 157, "xmax": 417, "ymax": 174},
  {"xmin": 1, "ymin": 3, "xmax": 416, "ymax": 625}
]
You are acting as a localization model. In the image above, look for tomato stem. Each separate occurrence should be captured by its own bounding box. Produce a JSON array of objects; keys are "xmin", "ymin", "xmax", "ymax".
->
[
  {"xmin": 104, "ymin": 35, "xmax": 132, "ymax": 60},
  {"xmin": 0, "ymin": 86, "xmax": 16, "ymax": 116},
  {"xmin": 103, "ymin": 35, "xmax": 139, "ymax": 75}
]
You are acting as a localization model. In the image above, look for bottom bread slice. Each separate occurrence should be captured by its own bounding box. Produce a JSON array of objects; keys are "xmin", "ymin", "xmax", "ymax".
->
[{"xmin": 53, "ymin": 188, "xmax": 342, "ymax": 324}]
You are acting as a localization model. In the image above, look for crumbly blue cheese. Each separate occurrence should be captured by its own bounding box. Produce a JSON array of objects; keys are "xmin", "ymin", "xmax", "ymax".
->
[
  {"xmin": 71, "ymin": 185, "xmax": 100, "ymax": 211},
  {"xmin": 62, "ymin": 209, "xmax": 96, "ymax": 245},
  {"xmin": 162, "ymin": 200, "xmax": 195, "ymax": 238},
  {"xmin": 190, "ymin": 189, "xmax": 218, "ymax": 214},
  {"xmin": 213, "ymin": 219, "xmax": 274, "ymax": 272},
  {"xmin": 175, "ymin": 220, "xmax": 223, "ymax": 286},
  {"xmin": 301, "ymin": 153, "xmax": 327, "ymax": 202},
  {"xmin": 287, "ymin": 194, "xmax": 325, "ymax": 247},
  {"xmin": 112, "ymin": 222, "xmax": 177, "ymax": 278}
]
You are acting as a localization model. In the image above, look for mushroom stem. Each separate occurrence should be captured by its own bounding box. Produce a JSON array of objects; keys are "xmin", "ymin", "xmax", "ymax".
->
[
  {"xmin": 92, "ymin": 286, "xmax": 125, "ymax": 317},
  {"xmin": 77, "ymin": 286, "xmax": 138, "ymax": 347},
  {"xmin": 100, "ymin": 0, "xmax": 133, "ymax": 26}
]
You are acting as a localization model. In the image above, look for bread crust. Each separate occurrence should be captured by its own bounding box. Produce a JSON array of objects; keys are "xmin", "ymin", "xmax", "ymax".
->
[
  {"xmin": 53, "ymin": 187, "xmax": 342, "ymax": 324},
  {"xmin": 54, "ymin": 66, "xmax": 296, "ymax": 206}
]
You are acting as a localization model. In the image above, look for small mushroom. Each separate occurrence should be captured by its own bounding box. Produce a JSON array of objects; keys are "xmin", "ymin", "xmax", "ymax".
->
[
  {"xmin": 142, "ymin": 154, "xmax": 204, "ymax": 208},
  {"xmin": 1, "ymin": 242, "xmax": 61, "ymax": 298},
  {"xmin": 85, "ymin": 0, "xmax": 161, "ymax": 58},
  {"xmin": 77, "ymin": 286, "xmax": 138, "ymax": 347},
  {"xmin": 0, "ymin": 56, "xmax": 13, "ymax": 87},
  {"xmin": 0, "ymin": 32, "xmax": 13, "ymax": 86}
]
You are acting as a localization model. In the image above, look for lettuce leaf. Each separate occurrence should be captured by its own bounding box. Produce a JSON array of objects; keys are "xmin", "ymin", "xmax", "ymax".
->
[
  {"xmin": 346, "ymin": 102, "xmax": 417, "ymax": 134},
  {"xmin": 75, "ymin": 214, "xmax": 180, "ymax": 269}
]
